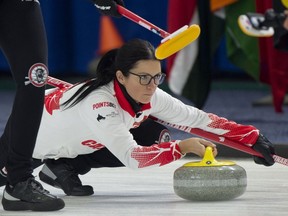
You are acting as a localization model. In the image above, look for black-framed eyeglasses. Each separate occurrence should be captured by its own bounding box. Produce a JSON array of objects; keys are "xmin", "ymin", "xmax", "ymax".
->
[{"xmin": 128, "ymin": 71, "xmax": 166, "ymax": 85}]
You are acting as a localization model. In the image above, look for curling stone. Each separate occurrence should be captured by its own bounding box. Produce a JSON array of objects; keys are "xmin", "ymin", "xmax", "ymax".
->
[{"xmin": 173, "ymin": 147, "xmax": 247, "ymax": 201}]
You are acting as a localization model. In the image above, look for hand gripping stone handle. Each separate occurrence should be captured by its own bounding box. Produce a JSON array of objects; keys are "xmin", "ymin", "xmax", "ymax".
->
[
  {"xmin": 151, "ymin": 117, "xmax": 288, "ymax": 167},
  {"xmin": 190, "ymin": 128, "xmax": 288, "ymax": 166},
  {"xmin": 46, "ymin": 76, "xmax": 288, "ymax": 166}
]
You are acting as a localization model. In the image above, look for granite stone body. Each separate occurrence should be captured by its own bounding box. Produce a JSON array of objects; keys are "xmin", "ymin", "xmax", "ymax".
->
[{"xmin": 173, "ymin": 164, "xmax": 247, "ymax": 201}]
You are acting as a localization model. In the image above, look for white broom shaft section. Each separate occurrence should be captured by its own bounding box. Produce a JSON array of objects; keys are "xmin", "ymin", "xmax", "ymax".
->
[
  {"xmin": 273, "ymin": 155, "xmax": 288, "ymax": 166},
  {"xmin": 117, "ymin": 5, "xmax": 170, "ymax": 38},
  {"xmin": 46, "ymin": 76, "xmax": 288, "ymax": 167}
]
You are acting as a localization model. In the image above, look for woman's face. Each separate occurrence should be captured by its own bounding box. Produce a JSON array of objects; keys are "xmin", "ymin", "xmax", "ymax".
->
[{"xmin": 117, "ymin": 59, "xmax": 162, "ymax": 104}]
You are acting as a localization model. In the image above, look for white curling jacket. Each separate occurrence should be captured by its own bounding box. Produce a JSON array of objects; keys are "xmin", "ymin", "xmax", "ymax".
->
[{"xmin": 33, "ymin": 80, "xmax": 259, "ymax": 169}]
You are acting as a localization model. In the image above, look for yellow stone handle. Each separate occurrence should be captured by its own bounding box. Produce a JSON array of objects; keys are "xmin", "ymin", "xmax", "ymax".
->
[{"xmin": 183, "ymin": 147, "xmax": 236, "ymax": 167}]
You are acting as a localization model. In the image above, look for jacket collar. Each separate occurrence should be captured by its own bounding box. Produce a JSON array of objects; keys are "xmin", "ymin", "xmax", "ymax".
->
[{"xmin": 114, "ymin": 80, "xmax": 151, "ymax": 117}]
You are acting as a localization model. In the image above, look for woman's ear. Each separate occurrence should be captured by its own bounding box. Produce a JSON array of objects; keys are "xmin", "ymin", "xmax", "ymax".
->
[{"xmin": 116, "ymin": 70, "xmax": 125, "ymax": 85}]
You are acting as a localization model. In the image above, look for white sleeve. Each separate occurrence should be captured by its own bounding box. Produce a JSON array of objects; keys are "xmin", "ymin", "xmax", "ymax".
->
[
  {"xmin": 150, "ymin": 88, "xmax": 212, "ymax": 128},
  {"xmin": 150, "ymin": 88, "xmax": 259, "ymax": 145}
]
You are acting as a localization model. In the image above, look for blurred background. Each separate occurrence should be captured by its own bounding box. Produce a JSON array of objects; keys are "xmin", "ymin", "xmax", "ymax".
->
[
  {"xmin": 0, "ymin": 0, "xmax": 168, "ymax": 76},
  {"xmin": 0, "ymin": 0, "xmax": 288, "ymax": 156}
]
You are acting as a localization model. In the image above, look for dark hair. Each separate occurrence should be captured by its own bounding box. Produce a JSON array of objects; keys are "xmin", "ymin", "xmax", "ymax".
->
[{"xmin": 62, "ymin": 39, "xmax": 157, "ymax": 108}]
